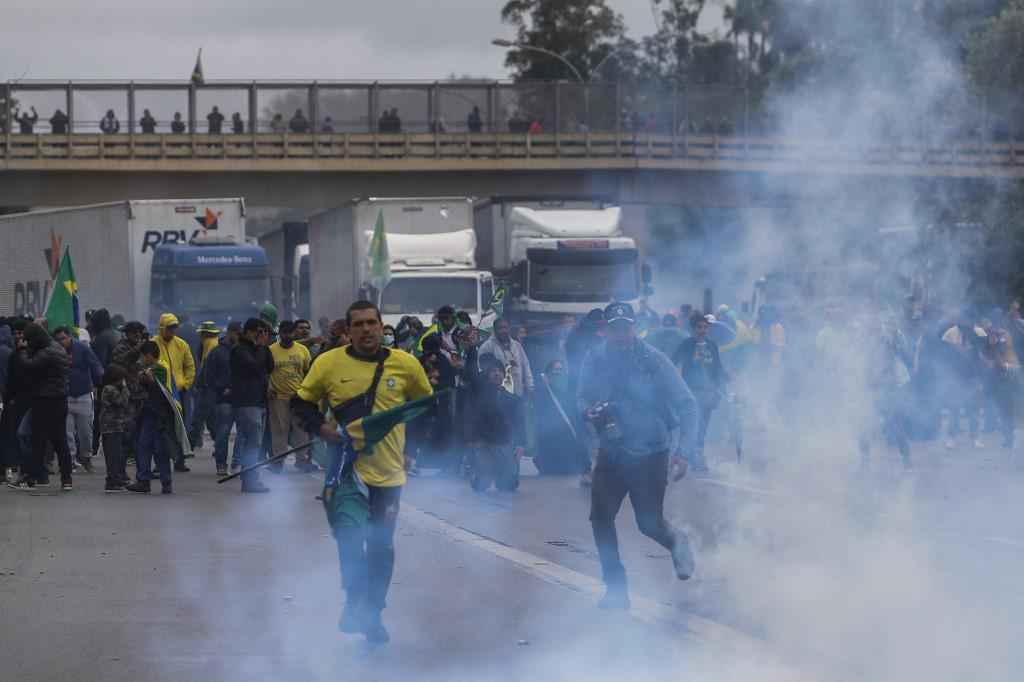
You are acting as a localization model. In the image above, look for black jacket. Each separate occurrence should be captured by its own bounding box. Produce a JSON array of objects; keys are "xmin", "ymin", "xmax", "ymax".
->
[
  {"xmin": 469, "ymin": 385, "xmax": 526, "ymax": 448},
  {"xmin": 230, "ymin": 338, "xmax": 274, "ymax": 408},
  {"xmin": 18, "ymin": 340, "xmax": 71, "ymax": 399},
  {"xmin": 201, "ymin": 339, "xmax": 234, "ymax": 403}
]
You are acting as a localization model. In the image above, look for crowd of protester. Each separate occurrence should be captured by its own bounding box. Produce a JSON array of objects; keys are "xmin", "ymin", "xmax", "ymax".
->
[{"xmin": 1, "ymin": 293, "xmax": 1022, "ymax": 496}]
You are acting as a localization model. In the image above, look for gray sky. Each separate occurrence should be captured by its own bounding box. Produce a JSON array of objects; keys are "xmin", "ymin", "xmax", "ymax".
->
[{"xmin": 1, "ymin": 1, "xmax": 726, "ymax": 82}]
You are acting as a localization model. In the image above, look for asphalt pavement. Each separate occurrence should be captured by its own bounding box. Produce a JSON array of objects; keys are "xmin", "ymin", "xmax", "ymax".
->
[{"xmin": 1, "ymin": 429, "xmax": 1021, "ymax": 682}]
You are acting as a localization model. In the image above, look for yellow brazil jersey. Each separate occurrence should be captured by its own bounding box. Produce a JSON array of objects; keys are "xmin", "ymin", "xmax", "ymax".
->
[
  {"xmin": 269, "ymin": 341, "xmax": 311, "ymax": 398},
  {"xmin": 297, "ymin": 346, "xmax": 432, "ymax": 487}
]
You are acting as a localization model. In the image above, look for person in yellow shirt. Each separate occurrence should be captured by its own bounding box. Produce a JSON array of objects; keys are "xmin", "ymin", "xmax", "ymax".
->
[
  {"xmin": 292, "ymin": 301, "xmax": 432, "ymax": 645},
  {"xmin": 154, "ymin": 313, "xmax": 195, "ymax": 473},
  {"xmin": 267, "ymin": 320, "xmax": 313, "ymax": 473}
]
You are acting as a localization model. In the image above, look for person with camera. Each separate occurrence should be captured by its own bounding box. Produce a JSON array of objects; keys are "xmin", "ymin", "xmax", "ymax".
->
[
  {"xmin": 291, "ymin": 300, "xmax": 432, "ymax": 645},
  {"xmin": 578, "ymin": 302, "xmax": 699, "ymax": 609}
]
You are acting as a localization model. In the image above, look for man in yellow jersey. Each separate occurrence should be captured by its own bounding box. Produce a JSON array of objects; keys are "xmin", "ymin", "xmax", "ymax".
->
[
  {"xmin": 292, "ymin": 300, "xmax": 432, "ymax": 645},
  {"xmin": 267, "ymin": 321, "xmax": 312, "ymax": 473}
]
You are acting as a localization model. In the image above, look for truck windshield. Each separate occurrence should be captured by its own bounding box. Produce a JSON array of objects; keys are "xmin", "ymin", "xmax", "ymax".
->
[
  {"xmin": 381, "ymin": 277, "xmax": 478, "ymax": 315},
  {"xmin": 529, "ymin": 263, "xmax": 637, "ymax": 303},
  {"xmin": 167, "ymin": 278, "xmax": 271, "ymax": 312}
]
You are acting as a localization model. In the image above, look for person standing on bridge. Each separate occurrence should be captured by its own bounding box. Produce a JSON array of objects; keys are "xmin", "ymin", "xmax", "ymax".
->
[
  {"xmin": 292, "ymin": 300, "xmax": 432, "ymax": 645},
  {"xmin": 100, "ymin": 110, "xmax": 120, "ymax": 134},
  {"xmin": 206, "ymin": 106, "xmax": 225, "ymax": 134},
  {"xmin": 231, "ymin": 112, "xmax": 244, "ymax": 134},
  {"xmin": 579, "ymin": 302, "xmax": 698, "ymax": 609},
  {"xmin": 289, "ymin": 109, "xmax": 310, "ymax": 134},
  {"xmin": 139, "ymin": 109, "xmax": 157, "ymax": 134},
  {"xmin": 49, "ymin": 109, "xmax": 69, "ymax": 135},
  {"xmin": 14, "ymin": 107, "xmax": 39, "ymax": 134},
  {"xmin": 170, "ymin": 112, "xmax": 186, "ymax": 134}
]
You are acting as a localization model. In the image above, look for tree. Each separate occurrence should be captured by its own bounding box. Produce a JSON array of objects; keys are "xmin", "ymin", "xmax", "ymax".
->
[
  {"xmin": 500, "ymin": 0, "xmax": 630, "ymax": 82},
  {"xmin": 966, "ymin": 0, "xmax": 1024, "ymax": 95},
  {"xmin": 638, "ymin": 0, "xmax": 708, "ymax": 82}
]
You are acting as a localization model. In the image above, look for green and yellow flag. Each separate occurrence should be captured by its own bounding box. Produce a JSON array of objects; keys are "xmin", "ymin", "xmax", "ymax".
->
[
  {"xmin": 191, "ymin": 48, "xmax": 205, "ymax": 86},
  {"xmin": 44, "ymin": 247, "xmax": 79, "ymax": 332},
  {"xmin": 367, "ymin": 209, "xmax": 391, "ymax": 296},
  {"xmin": 346, "ymin": 390, "xmax": 443, "ymax": 454}
]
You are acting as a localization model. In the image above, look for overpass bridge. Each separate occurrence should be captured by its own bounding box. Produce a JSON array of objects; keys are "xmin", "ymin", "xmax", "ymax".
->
[{"xmin": 1, "ymin": 79, "xmax": 1019, "ymax": 209}]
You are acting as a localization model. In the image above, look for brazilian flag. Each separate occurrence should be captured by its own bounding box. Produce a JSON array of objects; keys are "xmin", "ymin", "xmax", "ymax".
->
[
  {"xmin": 44, "ymin": 247, "xmax": 79, "ymax": 332},
  {"xmin": 322, "ymin": 390, "xmax": 447, "ymax": 529}
]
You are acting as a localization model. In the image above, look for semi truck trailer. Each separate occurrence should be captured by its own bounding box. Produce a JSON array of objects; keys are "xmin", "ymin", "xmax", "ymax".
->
[{"xmin": 0, "ymin": 198, "xmax": 271, "ymax": 329}]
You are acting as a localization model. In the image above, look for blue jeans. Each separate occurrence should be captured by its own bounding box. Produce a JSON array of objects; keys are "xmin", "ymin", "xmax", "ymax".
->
[
  {"xmin": 233, "ymin": 406, "xmax": 266, "ymax": 488},
  {"xmin": 213, "ymin": 403, "xmax": 240, "ymax": 469},
  {"xmin": 136, "ymin": 412, "xmax": 172, "ymax": 483}
]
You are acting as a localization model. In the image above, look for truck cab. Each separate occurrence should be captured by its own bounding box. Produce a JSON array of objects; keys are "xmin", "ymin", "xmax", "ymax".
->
[
  {"xmin": 376, "ymin": 229, "xmax": 493, "ymax": 328},
  {"xmin": 508, "ymin": 206, "xmax": 641, "ymax": 319},
  {"xmin": 149, "ymin": 237, "xmax": 272, "ymax": 328}
]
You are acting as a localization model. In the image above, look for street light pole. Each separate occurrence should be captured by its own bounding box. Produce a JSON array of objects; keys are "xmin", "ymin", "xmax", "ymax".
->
[{"xmin": 491, "ymin": 39, "xmax": 585, "ymax": 85}]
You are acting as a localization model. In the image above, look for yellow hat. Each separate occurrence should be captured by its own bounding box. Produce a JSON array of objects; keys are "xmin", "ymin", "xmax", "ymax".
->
[{"xmin": 158, "ymin": 313, "xmax": 180, "ymax": 330}]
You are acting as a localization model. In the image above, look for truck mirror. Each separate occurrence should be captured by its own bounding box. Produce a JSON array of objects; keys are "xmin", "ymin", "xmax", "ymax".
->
[{"xmin": 641, "ymin": 264, "xmax": 653, "ymax": 285}]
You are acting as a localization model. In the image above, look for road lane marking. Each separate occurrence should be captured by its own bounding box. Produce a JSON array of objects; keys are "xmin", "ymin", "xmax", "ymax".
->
[{"xmin": 402, "ymin": 503, "xmax": 808, "ymax": 677}]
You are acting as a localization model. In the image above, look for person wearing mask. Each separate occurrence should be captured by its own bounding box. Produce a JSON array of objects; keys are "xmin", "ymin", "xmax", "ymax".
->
[
  {"xmin": 231, "ymin": 112, "xmax": 244, "ymax": 134},
  {"xmin": 673, "ymin": 313, "xmax": 726, "ymax": 474},
  {"xmin": 230, "ymin": 319, "xmax": 274, "ymax": 493},
  {"xmin": 170, "ymin": 112, "xmax": 186, "ymax": 134},
  {"xmin": 203, "ymin": 322, "xmax": 241, "ymax": 476},
  {"xmin": 267, "ymin": 321, "xmax": 312, "ymax": 473},
  {"xmin": 49, "ymin": 109, "xmax": 70, "ymax": 135},
  {"xmin": 207, "ymin": 106, "xmax": 225, "ymax": 134},
  {"xmin": 382, "ymin": 325, "xmax": 397, "ymax": 349},
  {"xmin": 99, "ymin": 109, "xmax": 120, "ymax": 134},
  {"xmin": 98, "ymin": 364, "xmax": 132, "ymax": 492},
  {"xmin": 291, "ymin": 300, "xmax": 432, "ymax": 645},
  {"xmin": 153, "ymin": 313, "xmax": 196, "ymax": 472},
  {"xmin": 579, "ymin": 302, "xmax": 698, "ymax": 609},
  {"xmin": 126, "ymin": 341, "xmax": 177, "ymax": 495},
  {"xmin": 478, "ymin": 318, "xmax": 534, "ymax": 399},
  {"xmin": 139, "ymin": 109, "xmax": 157, "ymax": 134},
  {"xmin": 468, "ymin": 356, "xmax": 526, "ymax": 492},
  {"xmin": 187, "ymin": 321, "xmax": 222, "ymax": 450},
  {"xmin": 53, "ymin": 326, "xmax": 103, "ymax": 473},
  {"xmin": 10, "ymin": 324, "xmax": 73, "ymax": 491}
]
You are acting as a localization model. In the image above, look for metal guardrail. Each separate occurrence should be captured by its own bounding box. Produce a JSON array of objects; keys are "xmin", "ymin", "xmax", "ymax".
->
[{"xmin": 2, "ymin": 132, "xmax": 1023, "ymax": 173}]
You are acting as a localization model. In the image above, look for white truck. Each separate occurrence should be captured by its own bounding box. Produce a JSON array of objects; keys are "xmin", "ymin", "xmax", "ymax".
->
[
  {"xmin": 308, "ymin": 197, "xmax": 494, "ymax": 327},
  {"xmin": 473, "ymin": 196, "xmax": 646, "ymax": 324},
  {"xmin": 0, "ymin": 198, "xmax": 272, "ymax": 329}
]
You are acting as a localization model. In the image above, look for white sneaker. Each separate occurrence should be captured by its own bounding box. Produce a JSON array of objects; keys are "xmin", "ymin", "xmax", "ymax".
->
[
  {"xmin": 945, "ymin": 439, "xmax": 955, "ymax": 449},
  {"xmin": 973, "ymin": 439, "xmax": 985, "ymax": 450}
]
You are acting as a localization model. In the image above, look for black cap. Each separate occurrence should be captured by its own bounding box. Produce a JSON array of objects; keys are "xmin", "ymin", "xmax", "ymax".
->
[
  {"xmin": 437, "ymin": 305, "xmax": 455, "ymax": 317},
  {"xmin": 604, "ymin": 302, "xmax": 635, "ymax": 325},
  {"xmin": 585, "ymin": 308, "xmax": 605, "ymax": 323}
]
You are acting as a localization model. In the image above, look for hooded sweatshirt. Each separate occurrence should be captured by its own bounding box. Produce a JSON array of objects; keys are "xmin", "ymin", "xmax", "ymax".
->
[{"xmin": 153, "ymin": 313, "xmax": 196, "ymax": 395}]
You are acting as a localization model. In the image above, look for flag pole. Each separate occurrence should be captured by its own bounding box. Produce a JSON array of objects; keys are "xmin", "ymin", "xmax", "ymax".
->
[{"xmin": 216, "ymin": 441, "xmax": 315, "ymax": 484}]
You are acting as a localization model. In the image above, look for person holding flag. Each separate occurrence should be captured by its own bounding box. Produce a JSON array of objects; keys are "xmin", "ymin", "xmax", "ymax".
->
[{"xmin": 291, "ymin": 300, "xmax": 432, "ymax": 645}]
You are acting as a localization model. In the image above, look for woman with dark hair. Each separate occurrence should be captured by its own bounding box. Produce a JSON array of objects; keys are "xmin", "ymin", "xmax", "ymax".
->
[{"xmin": 99, "ymin": 364, "xmax": 132, "ymax": 492}]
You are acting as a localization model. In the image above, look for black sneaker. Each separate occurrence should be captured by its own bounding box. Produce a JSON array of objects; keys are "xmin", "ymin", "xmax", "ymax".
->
[
  {"xmin": 174, "ymin": 463, "xmax": 191, "ymax": 473},
  {"xmin": 126, "ymin": 480, "xmax": 151, "ymax": 494},
  {"xmin": 61, "ymin": 481, "xmax": 74, "ymax": 492},
  {"xmin": 8, "ymin": 478, "xmax": 35, "ymax": 491},
  {"xmin": 161, "ymin": 482, "xmax": 173, "ymax": 495},
  {"xmin": 104, "ymin": 483, "xmax": 127, "ymax": 494},
  {"xmin": 35, "ymin": 478, "xmax": 52, "ymax": 488}
]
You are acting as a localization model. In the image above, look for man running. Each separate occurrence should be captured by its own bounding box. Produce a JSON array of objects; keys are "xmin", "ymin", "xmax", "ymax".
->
[
  {"xmin": 292, "ymin": 301, "xmax": 432, "ymax": 645},
  {"xmin": 578, "ymin": 302, "xmax": 699, "ymax": 609}
]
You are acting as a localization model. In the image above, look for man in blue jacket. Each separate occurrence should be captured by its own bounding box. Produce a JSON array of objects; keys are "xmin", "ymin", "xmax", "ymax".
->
[
  {"xmin": 53, "ymin": 326, "xmax": 103, "ymax": 472},
  {"xmin": 578, "ymin": 303, "xmax": 699, "ymax": 609}
]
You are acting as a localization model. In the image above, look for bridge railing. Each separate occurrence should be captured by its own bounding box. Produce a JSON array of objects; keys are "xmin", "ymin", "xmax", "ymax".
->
[{"xmin": 3, "ymin": 130, "xmax": 1023, "ymax": 169}]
